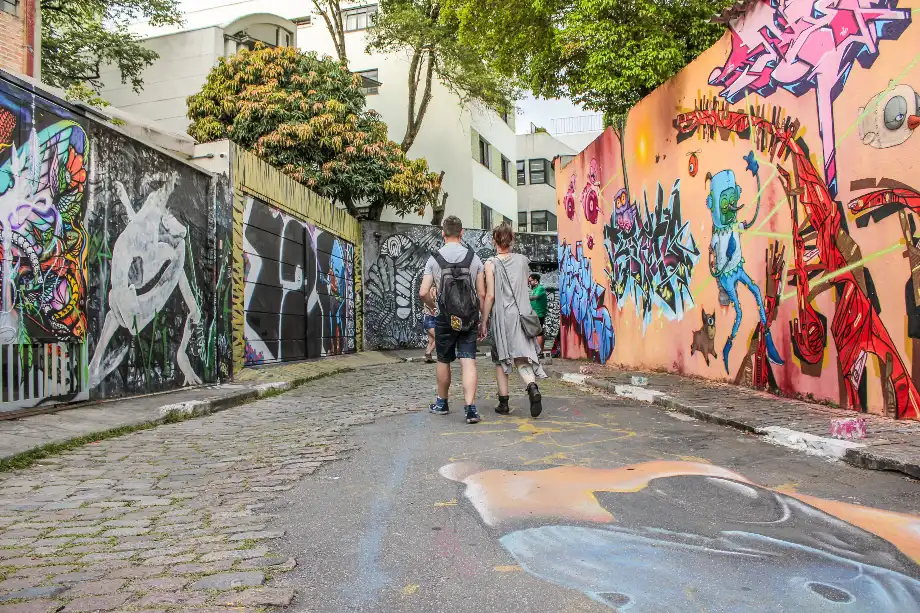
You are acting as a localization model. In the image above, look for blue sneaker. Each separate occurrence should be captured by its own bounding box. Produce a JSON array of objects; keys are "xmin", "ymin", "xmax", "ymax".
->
[
  {"xmin": 465, "ymin": 405, "xmax": 481, "ymax": 424},
  {"xmin": 429, "ymin": 399, "xmax": 449, "ymax": 415}
]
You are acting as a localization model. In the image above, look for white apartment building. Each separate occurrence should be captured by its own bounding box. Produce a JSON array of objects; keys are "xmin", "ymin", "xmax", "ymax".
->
[
  {"xmin": 98, "ymin": 12, "xmax": 298, "ymax": 134},
  {"xmin": 516, "ymin": 118, "xmax": 602, "ymax": 234},
  {"xmin": 101, "ymin": 0, "xmax": 517, "ymax": 229}
]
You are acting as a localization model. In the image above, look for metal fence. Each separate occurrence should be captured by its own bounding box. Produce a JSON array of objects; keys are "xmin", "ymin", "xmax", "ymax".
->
[
  {"xmin": 551, "ymin": 115, "xmax": 604, "ymax": 135},
  {"xmin": 0, "ymin": 342, "xmax": 88, "ymax": 414}
]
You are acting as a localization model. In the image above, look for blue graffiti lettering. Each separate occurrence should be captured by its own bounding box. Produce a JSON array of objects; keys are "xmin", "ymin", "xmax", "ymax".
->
[{"xmin": 558, "ymin": 241, "xmax": 614, "ymax": 363}]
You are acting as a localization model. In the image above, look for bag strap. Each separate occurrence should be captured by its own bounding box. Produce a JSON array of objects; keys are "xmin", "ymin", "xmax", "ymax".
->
[
  {"xmin": 431, "ymin": 250, "xmax": 449, "ymax": 269},
  {"xmin": 494, "ymin": 256, "xmax": 524, "ymax": 317},
  {"xmin": 459, "ymin": 246, "xmax": 475, "ymax": 268}
]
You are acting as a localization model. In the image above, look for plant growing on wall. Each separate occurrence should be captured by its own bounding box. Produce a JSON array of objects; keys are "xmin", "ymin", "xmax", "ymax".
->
[
  {"xmin": 367, "ymin": 0, "xmax": 518, "ymax": 152},
  {"xmin": 186, "ymin": 46, "xmax": 442, "ymax": 220},
  {"xmin": 41, "ymin": 0, "xmax": 184, "ymax": 95},
  {"xmin": 440, "ymin": 0, "xmax": 731, "ymax": 117}
]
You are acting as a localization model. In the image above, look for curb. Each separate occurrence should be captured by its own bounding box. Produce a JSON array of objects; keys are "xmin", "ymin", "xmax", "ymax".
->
[
  {"xmin": 0, "ymin": 367, "xmax": 354, "ymax": 471},
  {"xmin": 553, "ymin": 371, "xmax": 920, "ymax": 479}
]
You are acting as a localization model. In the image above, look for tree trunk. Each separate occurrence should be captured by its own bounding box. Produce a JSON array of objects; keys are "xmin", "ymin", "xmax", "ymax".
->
[
  {"xmin": 313, "ymin": 0, "xmax": 347, "ymax": 63},
  {"xmin": 400, "ymin": 48, "xmax": 435, "ymax": 152},
  {"xmin": 368, "ymin": 201, "xmax": 385, "ymax": 221},
  {"xmin": 341, "ymin": 195, "xmax": 359, "ymax": 217},
  {"xmin": 613, "ymin": 116, "xmax": 629, "ymax": 199}
]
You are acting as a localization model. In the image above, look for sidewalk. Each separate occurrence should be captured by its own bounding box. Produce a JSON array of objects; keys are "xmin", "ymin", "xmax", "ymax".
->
[
  {"xmin": 0, "ymin": 351, "xmax": 403, "ymax": 463},
  {"xmin": 545, "ymin": 360, "xmax": 920, "ymax": 479}
]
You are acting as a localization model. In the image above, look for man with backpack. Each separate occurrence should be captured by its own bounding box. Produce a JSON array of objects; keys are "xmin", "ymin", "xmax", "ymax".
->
[{"xmin": 419, "ymin": 216, "xmax": 486, "ymax": 424}]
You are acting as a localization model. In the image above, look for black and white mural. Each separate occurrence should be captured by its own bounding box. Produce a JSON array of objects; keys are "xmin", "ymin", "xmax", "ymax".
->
[
  {"xmin": 363, "ymin": 222, "xmax": 559, "ymax": 350},
  {"xmin": 243, "ymin": 197, "xmax": 356, "ymax": 365}
]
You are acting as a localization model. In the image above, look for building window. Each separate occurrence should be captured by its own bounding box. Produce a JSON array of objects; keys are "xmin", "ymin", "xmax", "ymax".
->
[
  {"xmin": 501, "ymin": 156, "xmax": 511, "ymax": 183},
  {"xmin": 1, "ymin": 0, "xmax": 17, "ymax": 15},
  {"xmin": 529, "ymin": 159, "xmax": 555, "ymax": 186},
  {"xmin": 479, "ymin": 137, "xmax": 490, "ymax": 167},
  {"xmin": 344, "ymin": 4, "xmax": 378, "ymax": 32},
  {"xmin": 530, "ymin": 210, "xmax": 557, "ymax": 232},
  {"xmin": 518, "ymin": 212, "xmax": 528, "ymax": 233},
  {"xmin": 516, "ymin": 160, "xmax": 525, "ymax": 185},
  {"xmin": 356, "ymin": 69, "xmax": 380, "ymax": 95},
  {"xmin": 481, "ymin": 203, "xmax": 493, "ymax": 230}
]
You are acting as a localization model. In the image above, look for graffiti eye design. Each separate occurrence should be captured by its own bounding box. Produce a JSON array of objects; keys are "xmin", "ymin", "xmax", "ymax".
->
[
  {"xmin": 884, "ymin": 95, "xmax": 908, "ymax": 130},
  {"xmin": 688, "ymin": 152, "xmax": 699, "ymax": 177}
]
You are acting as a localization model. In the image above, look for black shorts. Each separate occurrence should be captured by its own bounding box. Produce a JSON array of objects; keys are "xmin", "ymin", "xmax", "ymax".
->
[
  {"xmin": 435, "ymin": 317, "xmax": 477, "ymax": 363},
  {"xmin": 538, "ymin": 316, "xmax": 546, "ymax": 330}
]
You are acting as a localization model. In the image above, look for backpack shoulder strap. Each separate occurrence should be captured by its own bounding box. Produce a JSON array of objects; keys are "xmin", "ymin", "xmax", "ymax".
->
[
  {"xmin": 459, "ymin": 247, "xmax": 475, "ymax": 268},
  {"xmin": 431, "ymin": 250, "xmax": 450, "ymax": 269}
]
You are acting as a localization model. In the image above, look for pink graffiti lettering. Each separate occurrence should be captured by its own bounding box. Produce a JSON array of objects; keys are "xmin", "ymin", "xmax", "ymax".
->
[{"xmin": 709, "ymin": 0, "xmax": 912, "ymax": 196}]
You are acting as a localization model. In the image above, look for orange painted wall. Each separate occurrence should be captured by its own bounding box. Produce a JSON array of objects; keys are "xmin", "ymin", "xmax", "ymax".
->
[{"xmin": 556, "ymin": 0, "xmax": 920, "ymax": 419}]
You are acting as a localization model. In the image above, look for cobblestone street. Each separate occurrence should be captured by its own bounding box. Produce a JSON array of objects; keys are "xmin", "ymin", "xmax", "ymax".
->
[
  {"xmin": 1, "ymin": 361, "xmax": 919, "ymax": 613},
  {"xmin": 0, "ymin": 364, "xmax": 430, "ymax": 613}
]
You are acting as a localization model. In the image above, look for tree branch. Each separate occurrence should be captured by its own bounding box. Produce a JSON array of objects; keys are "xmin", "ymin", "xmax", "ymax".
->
[
  {"xmin": 313, "ymin": 0, "xmax": 347, "ymax": 62},
  {"xmin": 402, "ymin": 50, "xmax": 435, "ymax": 152},
  {"xmin": 402, "ymin": 49, "xmax": 422, "ymax": 151}
]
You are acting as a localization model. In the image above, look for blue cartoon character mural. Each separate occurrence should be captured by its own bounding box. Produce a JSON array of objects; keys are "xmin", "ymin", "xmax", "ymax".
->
[{"xmin": 706, "ymin": 152, "xmax": 783, "ymax": 372}]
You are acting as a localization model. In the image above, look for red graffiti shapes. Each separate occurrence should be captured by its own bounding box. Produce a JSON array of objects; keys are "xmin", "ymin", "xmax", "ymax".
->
[{"xmin": 675, "ymin": 100, "xmax": 920, "ymax": 419}]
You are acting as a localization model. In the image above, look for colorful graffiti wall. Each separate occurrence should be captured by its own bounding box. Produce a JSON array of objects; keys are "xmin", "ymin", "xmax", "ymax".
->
[
  {"xmin": 229, "ymin": 146, "xmax": 361, "ymax": 371},
  {"xmin": 242, "ymin": 196, "xmax": 356, "ymax": 365},
  {"xmin": 557, "ymin": 0, "xmax": 920, "ymax": 419},
  {"xmin": 0, "ymin": 71, "xmax": 233, "ymax": 408},
  {"xmin": 362, "ymin": 221, "xmax": 559, "ymax": 350}
]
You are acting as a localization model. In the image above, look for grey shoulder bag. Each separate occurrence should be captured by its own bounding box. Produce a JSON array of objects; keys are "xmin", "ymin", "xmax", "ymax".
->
[{"xmin": 495, "ymin": 257, "xmax": 544, "ymax": 339}]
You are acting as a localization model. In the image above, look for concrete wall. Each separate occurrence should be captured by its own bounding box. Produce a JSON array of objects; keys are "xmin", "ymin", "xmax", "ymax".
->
[
  {"xmin": 556, "ymin": 0, "xmax": 920, "ymax": 419},
  {"xmin": 0, "ymin": 70, "xmax": 234, "ymax": 410},
  {"xmin": 362, "ymin": 221, "xmax": 558, "ymax": 350}
]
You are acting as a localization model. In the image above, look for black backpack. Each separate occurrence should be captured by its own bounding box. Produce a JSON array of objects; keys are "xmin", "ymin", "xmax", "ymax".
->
[{"xmin": 433, "ymin": 247, "xmax": 480, "ymax": 332}]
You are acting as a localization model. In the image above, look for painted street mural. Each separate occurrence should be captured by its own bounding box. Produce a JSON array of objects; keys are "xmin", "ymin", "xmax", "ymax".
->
[
  {"xmin": 362, "ymin": 222, "xmax": 559, "ymax": 350},
  {"xmin": 442, "ymin": 461, "xmax": 920, "ymax": 611},
  {"xmin": 85, "ymin": 129, "xmax": 232, "ymax": 400},
  {"xmin": 0, "ymin": 79, "xmax": 88, "ymax": 347},
  {"xmin": 243, "ymin": 196, "xmax": 356, "ymax": 365},
  {"xmin": 556, "ymin": 0, "xmax": 920, "ymax": 418},
  {"xmin": 0, "ymin": 76, "xmax": 92, "ymax": 409}
]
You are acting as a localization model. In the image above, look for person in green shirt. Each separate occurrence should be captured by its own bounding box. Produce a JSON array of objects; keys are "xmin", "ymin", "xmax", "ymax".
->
[{"xmin": 529, "ymin": 273, "xmax": 548, "ymax": 351}]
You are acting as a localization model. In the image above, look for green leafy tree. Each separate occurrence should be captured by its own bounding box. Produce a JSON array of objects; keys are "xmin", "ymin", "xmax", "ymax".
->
[
  {"xmin": 368, "ymin": 0, "xmax": 518, "ymax": 152},
  {"xmin": 187, "ymin": 46, "xmax": 442, "ymax": 220},
  {"xmin": 41, "ymin": 0, "xmax": 184, "ymax": 93},
  {"xmin": 441, "ymin": 0, "xmax": 730, "ymax": 118}
]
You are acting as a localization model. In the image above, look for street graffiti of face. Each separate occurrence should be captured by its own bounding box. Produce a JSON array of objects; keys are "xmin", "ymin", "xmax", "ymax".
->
[{"xmin": 441, "ymin": 461, "xmax": 920, "ymax": 612}]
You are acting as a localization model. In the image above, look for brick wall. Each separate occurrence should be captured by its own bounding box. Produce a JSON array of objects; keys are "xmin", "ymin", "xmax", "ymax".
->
[{"xmin": 0, "ymin": 7, "xmax": 25, "ymax": 75}]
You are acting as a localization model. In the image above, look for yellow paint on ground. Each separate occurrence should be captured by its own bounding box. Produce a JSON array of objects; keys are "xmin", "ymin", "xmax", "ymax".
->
[
  {"xmin": 434, "ymin": 499, "xmax": 458, "ymax": 507},
  {"xmin": 493, "ymin": 565, "xmax": 523, "ymax": 572},
  {"xmin": 773, "ymin": 482, "xmax": 800, "ymax": 492},
  {"xmin": 402, "ymin": 584, "xmax": 420, "ymax": 596},
  {"xmin": 676, "ymin": 455, "xmax": 712, "ymax": 464},
  {"xmin": 523, "ymin": 452, "xmax": 572, "ymax": 466}
]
